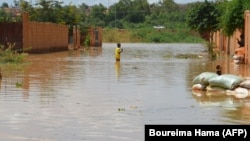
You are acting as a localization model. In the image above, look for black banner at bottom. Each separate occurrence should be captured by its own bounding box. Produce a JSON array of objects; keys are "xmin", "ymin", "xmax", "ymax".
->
[{"xmin": 145, "ymin": 125, "xmax": 250, "ymax": 141}]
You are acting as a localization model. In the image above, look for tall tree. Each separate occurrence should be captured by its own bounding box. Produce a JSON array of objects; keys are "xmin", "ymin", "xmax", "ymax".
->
[
  {"xmin": 219, "ymin": 0, "xmax": 248, "ymax": 36},
  {"xmin": 186, "ymin": 0, "xmax": 221, "ymax": 41},
  {"xmin": 87, "ymin": 4, "xmax": 107, "ymax": 27},
  {"xmin": 161, "ymin": 0, "xmax": 178, "ymax": 13},
  {"xmin": 1, "ymin": 2, "xmax": 9, "ymax": 8},
  {"xmin": 34, "ymin": 0, "xmax": 62, "ymax": 22},
  {"xmin": 108, "ymin": 0, "xmax": 149, "ymax": 25}
]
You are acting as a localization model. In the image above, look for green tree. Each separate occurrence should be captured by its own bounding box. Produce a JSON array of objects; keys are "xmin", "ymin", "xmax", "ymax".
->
[
  {"xmin": 78, "ymin": 2, "xmax": 88, "ymax": 24},
  {"xmin": 0, "ymin": 9, "xmax": 9, "ymax": 22},
  {"xmin": 86, "ymin": 4, "xmax": 107, "ymax": 27},
  {"xmin": 145, "ymin": 0, "xmax": 186, "ymax": 30},
  {"xmin": 1, "ymin": 2, "xmax": 9, "ymax": 8},
  {"xmin": 108, "ymin": 0, "xmax": 150, "ymax": 26},
  {"xmin": 161, "ymin": 0, "xmax": 178, "ymax": 13},
  {"xmin": 60, "ymin": 5, "xmax": 80, "ymax": 25},
  {"xmin": 19, "ymin": 0, "xmax": 36, "ymax": 20},
  {"xmin": 219, "ymin": 0, "xmax": 249, "ymax": 36},
  {"xmin": 186, "ymin": 0, "xmax": 221, "ymax": 41},
  {"xmin": 18, "ymin": 0, "xmax": 80, "ymax": 26},
  {"xmin": 33, "ymin": 0, "xmax": 63, "ymax": 22},
  {"xmin": 125, "ymin": 0, "xmax": 150, "ymax": 23},
  {"xmin": 0, "ymin": 4, "xmax": 20, "ymax": 22}
]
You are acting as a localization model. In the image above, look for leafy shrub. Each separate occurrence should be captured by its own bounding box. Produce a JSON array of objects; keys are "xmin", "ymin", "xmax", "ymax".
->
[
  {"xmin": 0, "ymin": 43, "xmax": 27, "ymax": 64},
  {"xmin": 84, "ymin": 34, "xmax": 90, "ymax": 48}
]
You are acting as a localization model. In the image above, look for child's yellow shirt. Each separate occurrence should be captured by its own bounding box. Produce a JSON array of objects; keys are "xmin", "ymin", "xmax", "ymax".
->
[{"xmin": 115, "ymin": 47, "xmax": 122, "ymax": 60}]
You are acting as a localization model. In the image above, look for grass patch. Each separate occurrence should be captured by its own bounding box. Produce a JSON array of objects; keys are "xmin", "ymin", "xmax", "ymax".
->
[
  {"xmin": 175, "ymin": 53, "xmax": 201, "ymax": 59},
  {"xmin": 102, "ymin": 28, "xmax": 205, "ymax": 43},
  {"xmin": 0, "ymin": 43, "xmax": 27, "ymax": 64}
]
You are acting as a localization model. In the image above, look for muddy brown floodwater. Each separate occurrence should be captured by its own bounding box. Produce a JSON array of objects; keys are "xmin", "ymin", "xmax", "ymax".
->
[{"xmin": 0, "ymin": 43, "xmax": 249, "ymax": 141}]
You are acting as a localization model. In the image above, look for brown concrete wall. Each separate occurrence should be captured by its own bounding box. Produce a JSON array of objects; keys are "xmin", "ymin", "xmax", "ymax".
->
[
  {"xmin": 0, "ymin": 22, "xmax": 22, "ymax": 50},
  {"xmin": 245, "ymin": 10, "xmax": 250, "ymax": 64},
  {"xmin": 0, "ymin": 12, "xmax": 68, "ymax": 53},
  {"xmin": 26, "ymin": 22, "xmax": 68, "ymax": 53},
  {"xmin": 212, "ymin": 10, "xmax": 250, "ymax": 64},
  {"xmin": 22, "ymin": 13, "xmax": 68, "ymax": 53},
  {"xmin": 213, "ymin": 30, "xmax": 240, "ymax": 55},
  {"xmin": 0, "ymin": 13, "xmax": 101, "ymax": 53},
  {"xmin": 213, "ymin": 30, "xmax": 227, "ymax": 53},
  {"xmin": 89, "ymin": 27, "xmax": 102, "ymax": 47}
]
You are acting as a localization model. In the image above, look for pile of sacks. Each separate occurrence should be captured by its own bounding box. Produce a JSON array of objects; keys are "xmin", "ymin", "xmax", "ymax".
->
[{"xmin": 192, "ymin": 72, "xmax": 250, "ymax": 98}]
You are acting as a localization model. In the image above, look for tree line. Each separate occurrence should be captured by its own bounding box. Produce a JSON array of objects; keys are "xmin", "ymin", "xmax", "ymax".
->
[
  {"xmin": 186, "ymin": 0, "xmax": 250, "ymax": 41},
  {"xmin": 0, "ymin": 0, "xmax": 249, "ymax": 42}
]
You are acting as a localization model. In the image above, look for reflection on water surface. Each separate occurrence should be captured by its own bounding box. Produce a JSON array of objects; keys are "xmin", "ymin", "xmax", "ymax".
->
[{"xmin": 0, "ymin": 43, "xmax": 249, "ymax": 141}]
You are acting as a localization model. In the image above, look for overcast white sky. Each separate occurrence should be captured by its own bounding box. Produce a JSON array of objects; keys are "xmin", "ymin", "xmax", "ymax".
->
[
  {"xmin": 62, "ymin": 0, "xmax": 204, "ymax": 6},
  {"xmin": 1, "ymin": 0, "xmax": 204, "ymax": 7}
]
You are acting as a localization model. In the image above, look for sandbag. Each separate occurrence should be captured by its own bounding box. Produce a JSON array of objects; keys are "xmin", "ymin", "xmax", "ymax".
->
[
  {"xmin": 239, "ymin": 79, "xmax": 250, "ymax": 89},
  {"xmin": 206, "ymin": 85, "xmax": 226, "ymax": 93},
  {"xmin": 192, "ymin": 84, "xmax": 206, "ymax": 91},
  {"xmin": 192, "ymin": 89, "xmax": 206, "ymax": 97},
  {"xmin": 206, "ymin": 85, "xmax": 226, "ymax": 96},
  {"xmin": 234, "ymin": 87, "xmax": 249, "ymax": 99},
  {"xmin": 208, "ymin": 74, "xmax": 244, "ymax": 90},
  {"xmin": 192, "ymin": 72, "xmax": 218, "ymax": 85}
]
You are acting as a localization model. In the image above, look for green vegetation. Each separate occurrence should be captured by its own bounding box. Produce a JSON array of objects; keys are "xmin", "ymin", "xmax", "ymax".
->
[
  {"xmin": 186, "ymin": 0, "xmax": 250, "ymax": 39},
  {"xmin": 0, "ymin": 0, "xmax": 206, "ymax": 43},
  {"xmin": 219, "ymin": 0, "xmax": 250, "ymax": 36},
  {"xmin": 186, "ymin": 0, "xmax": 221, "ymax": 41},
  {"xmin": 16, "ymin": 82, "xmax": 22, "ymax": 88},
  {"xmin": 84, "ymin": 33, "xmax": 90, "ymax": 48},
  {"xmin": 118, "ymin": 108, "xmax": 125, "ymax": 111},
  {"xmin": 103, "ymin": 28, "xmax": 204, "ymax": 43},
  {"xmin": 0, "ymin": 0, "xmax": 249, "ymax": 45},
  {"xmin": 0, "ymin": 43, "xmax": 27, "ymax": 64},
  {"xmin": 175, "ymin": 54, "xmax": 201, "ymax": 59}
]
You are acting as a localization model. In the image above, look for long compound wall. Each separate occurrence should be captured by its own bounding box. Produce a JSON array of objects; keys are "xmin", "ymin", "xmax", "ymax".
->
[
  {"xmin": 244, "ymin": 10, "xmax": 250, "ymax": 65},
  {"xmin": 0, "ymin": 12, "xmax": 68, "ymax": 54},
  {"xmin": 0, "ymin": 12, "xmax": 103, "ymax": 53},
  {"xmin": 22, "ymin": 13, "xmax": 68, "ymax": 53},
  {"xmin": 212, "ymin": 10, "xmax": 250, "ymax": 65}
]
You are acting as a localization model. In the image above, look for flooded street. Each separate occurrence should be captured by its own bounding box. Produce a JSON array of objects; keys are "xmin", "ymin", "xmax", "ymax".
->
[{"xmin": 0, "ymin": 43, "xmax": 249, "ymax": 141}]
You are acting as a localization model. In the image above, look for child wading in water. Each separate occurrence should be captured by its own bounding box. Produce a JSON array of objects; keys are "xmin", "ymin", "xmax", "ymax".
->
[{"xmin": 115, "ymin": 43, "xmax": 123, "ymax": 61}]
